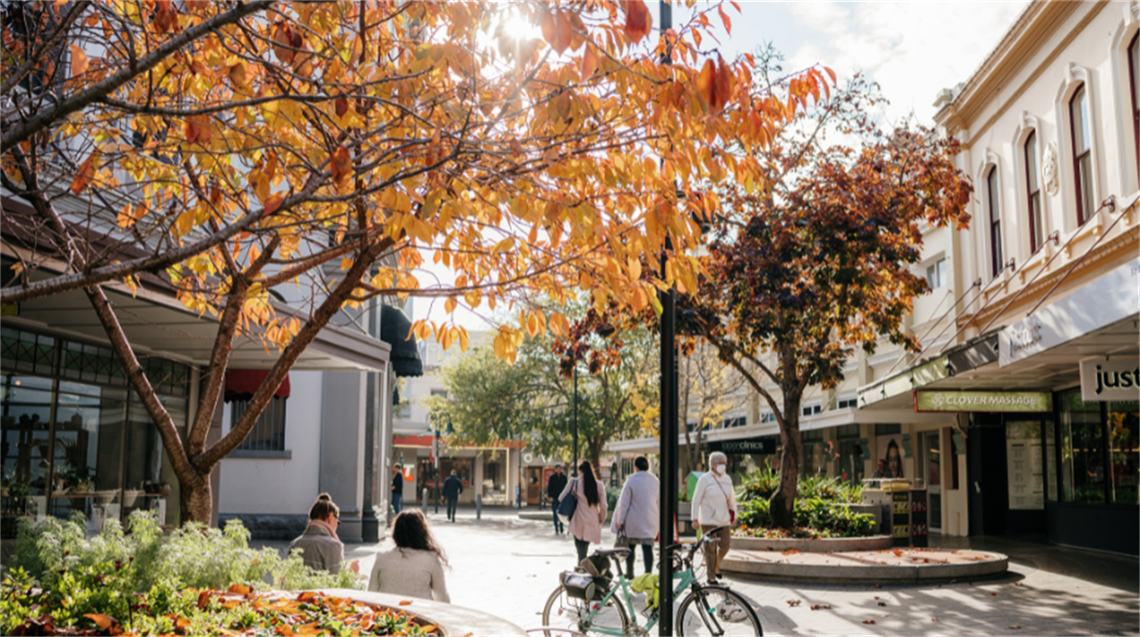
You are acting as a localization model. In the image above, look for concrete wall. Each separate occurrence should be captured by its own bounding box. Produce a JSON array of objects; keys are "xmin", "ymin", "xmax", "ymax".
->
[{"xmin": 218, "ymin": 370, "xmax": 324, "ymax": 527}]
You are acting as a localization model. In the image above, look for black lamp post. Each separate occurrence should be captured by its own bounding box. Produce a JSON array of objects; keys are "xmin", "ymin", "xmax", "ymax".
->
[
  {"xmin": 658, "ymin": 2, "xmax": 679, "ymax": 635},
  {"xmin": 572, "ymin": 365, "xmax": 578, "ymax": 477},
  {"xmin": 432, "ymin": 414, "xmax": 441, "ymax": 515}
]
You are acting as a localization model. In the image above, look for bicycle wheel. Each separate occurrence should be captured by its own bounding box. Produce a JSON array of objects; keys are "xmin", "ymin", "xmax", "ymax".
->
[
  {"xmin": 541, "ymin": 584, "xmax": 631, "ymax": 637},
  {"xmin": 676, "ymin": 585, "xmax": 762, "ymax": 637}
]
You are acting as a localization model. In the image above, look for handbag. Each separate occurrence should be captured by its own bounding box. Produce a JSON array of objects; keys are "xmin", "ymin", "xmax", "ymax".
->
[
  {"xmin": 712, "ymin": 474, "xmax": 736, "ymax": 525},
  {"xmin": 557, "ymin": 479, "xmax": 578, "ymax": 524}
]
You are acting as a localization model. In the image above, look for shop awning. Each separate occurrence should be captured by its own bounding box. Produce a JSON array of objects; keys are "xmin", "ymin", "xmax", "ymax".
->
[
  {"xmin": 225, "ymin": 369, "xmax": 291, "ymax": 402},
  {"xmin": 380, "ymin": 305, "xmax": 423, "ymax": 377}
]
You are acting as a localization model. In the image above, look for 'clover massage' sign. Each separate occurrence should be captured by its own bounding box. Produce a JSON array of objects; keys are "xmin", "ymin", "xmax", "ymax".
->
[{"xmin": 915, "ymin": 390, "xmax": 1052, "ymax": 413}]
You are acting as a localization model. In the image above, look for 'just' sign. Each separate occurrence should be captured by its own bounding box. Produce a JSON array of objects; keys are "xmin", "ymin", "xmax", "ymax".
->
[{"xmin": 1080, "ymin": 359, "xmax": 1140, "ymax": 402}]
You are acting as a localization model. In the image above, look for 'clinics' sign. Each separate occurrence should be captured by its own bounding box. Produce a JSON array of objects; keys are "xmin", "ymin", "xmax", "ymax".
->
[
  {"xmin": 1079, "ymin": 359, "xmax": 1140, "ymax": 402},
  {"xmin": 915, "ymin": 390, "xmax": 1052, "ymax": 413}
]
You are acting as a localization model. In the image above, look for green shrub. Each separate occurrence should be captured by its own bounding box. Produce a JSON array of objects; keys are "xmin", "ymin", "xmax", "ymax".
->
[
  {"xmin": 6, "ymin": 510, "xmax": 361, "ymax": 595},
  {"xmin": 735, "ymin": 463, "xmax": 873, "ymax": 537}
]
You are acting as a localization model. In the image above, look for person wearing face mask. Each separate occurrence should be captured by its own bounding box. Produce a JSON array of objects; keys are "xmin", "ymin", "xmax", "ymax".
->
[{"xmin": 689, "ymin": 452, "xmax": 737, "ymax": 584}]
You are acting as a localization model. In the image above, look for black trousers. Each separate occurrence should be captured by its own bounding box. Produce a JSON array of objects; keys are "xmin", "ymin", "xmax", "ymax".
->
[
  {"xmin": 446, "ymin": 497, "xmax": 458, "ymax": 521},
  {"xmin": 574, "ymin": 537, "xmax": 590, "ymax": 565},
  {"xmin": 624, "ymin": 543, "xmax": 654, "ymax": 577}
]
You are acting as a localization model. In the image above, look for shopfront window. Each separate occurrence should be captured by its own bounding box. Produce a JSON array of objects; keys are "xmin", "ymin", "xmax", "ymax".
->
[
  {"xmin": 2, "ymin": 373, "xmax": 54, "ymax": 531},
  {"xmin": 1045, "ymin": 419, "xmax": 1058, "ymax": 501},
  {"xmin": 800, "ymin": 429, "xmax": 826, "ymax": 477},
  {"xmin": 0, "ymin": 328, "xmax": 190, "ymax": 532},
  {"xmin": 1107, "ymin": 401, "xmax": 1139, "ymax": 505},
  {"xmin": 49, "ymin": 381, "xmax": 127, "ymax": 527},
  {"xmin": 1059, "ymin": 390, "xmax": 1106, "ymax": 503},
  {"xmin": 836, "ymin": 424, "xmax": 863, "ymax": 484}
]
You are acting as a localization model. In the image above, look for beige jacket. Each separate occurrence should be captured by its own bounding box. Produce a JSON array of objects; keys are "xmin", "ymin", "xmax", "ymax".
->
[
  {"xmin": 288, "ymin": 523, "xmax": 346, "ymax": 574},
  {"xmin": 367, "ymin": 547, "xmax": 450, "ymax": 603}
]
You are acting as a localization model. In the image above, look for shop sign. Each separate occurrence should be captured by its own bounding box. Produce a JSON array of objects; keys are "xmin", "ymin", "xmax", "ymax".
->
[
  {"xmin": 1079, "ymin": 359, "xmax": 1140, "ymax": 401},
  {"xmin": 999, "ymin": 258, "xmax": 1140, "ymax": 367},
  {"xmin": 708, "ymin": 437, "xmax": 775, "ymax": 455},
  {"xmin": 915, "ymin": 390, "xmax": 1052, "ymax": 413}
]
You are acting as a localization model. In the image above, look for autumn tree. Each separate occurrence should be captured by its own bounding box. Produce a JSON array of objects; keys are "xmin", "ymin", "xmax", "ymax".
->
[
  {"xmin": 673, "ymin": 52, "xmax": 973, "ymax": 528},
  {"xmin": 1, "ymin": 3, "xmax": 828, "ymax": 525},
  {"xmin": 427, "ymin": 304, "xmax": 656, "ymax": 468}
]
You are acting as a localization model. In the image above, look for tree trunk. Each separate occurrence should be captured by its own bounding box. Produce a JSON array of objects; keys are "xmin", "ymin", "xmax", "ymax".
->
[
  {"xmin": 179, "ymin": 473, "xmax": 213, "ymax": 526},
  {"xmin": 769, "ymin": 416, "xmax": 801, "ymax": 528}
]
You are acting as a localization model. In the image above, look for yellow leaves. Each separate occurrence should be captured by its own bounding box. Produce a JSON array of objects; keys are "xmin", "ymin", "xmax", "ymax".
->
[
  {"xmin": 623, "ymin": 0, "xmax": 652, "ymax": 44},
  {"xmin": 522, "ymin": 310, "xmax": 547, "ymax": 338},
  {"xmin": 493, "ymin": 326, "xmax": 524, "ymax": 363},
  {"xmin": 69, "ymin": 151, "xmax": 100, "ymax": 195},
  {"xmin": 70, "ymin": 45, "xmax": 88, "ymax": 77},
  {"xmin": 83, "ymin": 614, "xmax": 117, "ymax": 630},
  {"xmin": 696, "ymin": 55, "xmax": 734, "ymax": 117},
  {"xmin": 548, "ymin": 312, "xmax": 570, "ymax": 338},
  {"xmin": 260, "ymin": 193, "xmax": 285, "ymax": 218},
  {"xmin": 717, "ymin": 4, "xmax": 733, "ymax": 36},
  {"xmin": 117, "ymin": 202, "xmax": 146, "ymax": 228}
]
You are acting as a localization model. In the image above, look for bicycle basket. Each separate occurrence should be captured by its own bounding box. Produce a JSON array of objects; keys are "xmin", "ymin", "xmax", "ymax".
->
[{"xmin": 560, "ymin": 570, "xmax": 598, "ymax": 600}]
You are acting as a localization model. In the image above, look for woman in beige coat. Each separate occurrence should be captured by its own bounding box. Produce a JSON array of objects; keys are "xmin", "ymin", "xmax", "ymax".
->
[{"xmin": 560, "ymin": 460, "xmax": 607, "ymax": 565}]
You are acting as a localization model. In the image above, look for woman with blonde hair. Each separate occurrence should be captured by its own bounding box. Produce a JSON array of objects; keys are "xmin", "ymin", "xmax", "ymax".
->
[
  {"xmin": 690, "ymin": 452, "xmax": 737, "ymax": 583},
  {"xmin": 288, "ymin": 493, "xmax": 360, "ymax": 575}
]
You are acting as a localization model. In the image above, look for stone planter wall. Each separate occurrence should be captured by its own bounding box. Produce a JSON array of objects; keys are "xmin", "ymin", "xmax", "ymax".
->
[
  {"xmin": 731, "ymin": 534, "xmax": 892, "ymax": 552},
  {"xmin": 315, "ymin": 588, "xmax": 527, "ymax": 636}
]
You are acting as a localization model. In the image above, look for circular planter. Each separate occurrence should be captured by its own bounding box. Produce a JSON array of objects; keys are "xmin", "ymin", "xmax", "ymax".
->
[
  {"xmin": 731, "ymin": 534, "xmax": 892, "ymax": 552},
  {"xmin": 313, "ymin": 588, "xmax": 527, "ymax": 636},
  {"xmin": 721, "ymin": 549, "xmax": 1009, "ymax": 583}
]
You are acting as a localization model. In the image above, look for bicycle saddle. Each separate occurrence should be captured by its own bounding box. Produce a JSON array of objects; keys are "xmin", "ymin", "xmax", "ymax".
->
[{"xmin": 592, "ymin": 547, "xmax": 631, "ymax": 557}]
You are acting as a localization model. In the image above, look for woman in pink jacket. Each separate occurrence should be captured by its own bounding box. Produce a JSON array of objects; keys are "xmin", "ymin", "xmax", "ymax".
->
[{"xmin": 560, "ymin": 461, "xmax": 607, "ymax": 565}]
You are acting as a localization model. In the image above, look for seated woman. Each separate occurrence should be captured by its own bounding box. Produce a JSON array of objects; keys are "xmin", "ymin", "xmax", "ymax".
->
[
  {"xmin": 288, "ymin": 493, "xmax": 360, "ymax": 575},
  {"xmin": 368, "ymin": 510, "xmax": 450, "ymax": 602}
]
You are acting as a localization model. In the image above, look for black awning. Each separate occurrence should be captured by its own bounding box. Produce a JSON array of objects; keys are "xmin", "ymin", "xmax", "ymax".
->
[{"xmin": 380, "ymin": 305, "xmax": 423, "ymax": 377}]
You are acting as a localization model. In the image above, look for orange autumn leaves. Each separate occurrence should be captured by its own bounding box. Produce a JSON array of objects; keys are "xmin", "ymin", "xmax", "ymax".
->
[{"xmin": 696, "ymin": 55, "xmax": 734, "ymax": 116}]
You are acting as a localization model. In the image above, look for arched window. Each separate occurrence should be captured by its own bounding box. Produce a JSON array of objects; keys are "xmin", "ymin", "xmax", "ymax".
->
[
  {"xmin": 1130, "ymin": 32, "xmax": 1139, "ymax": 185},
  {"xmin": 1069, "ymin": 85, "xmax": 1094, "ymax": 224},
  {"xmin": 987, "ymin": 167, "xmax": 1003, "ymax": 277},
  {"xmin": 1025, "ymin": 131, "xmax": 1043, "ymax": 252}
]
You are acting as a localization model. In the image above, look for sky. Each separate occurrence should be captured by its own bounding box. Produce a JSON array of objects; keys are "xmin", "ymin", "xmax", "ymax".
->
[{"xmin": 412, "ymin": 0, "xmax": 1031, "ymax": 331}]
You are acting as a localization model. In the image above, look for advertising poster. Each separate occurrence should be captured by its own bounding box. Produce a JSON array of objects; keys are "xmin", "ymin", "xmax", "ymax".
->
[
  {"xmin": 1006, "ymin": 421, "xmax": 1044, "ymax": 510},
  {"xmin": 875, "ymin": 435, "xmax": 907, "ymax": 479}
]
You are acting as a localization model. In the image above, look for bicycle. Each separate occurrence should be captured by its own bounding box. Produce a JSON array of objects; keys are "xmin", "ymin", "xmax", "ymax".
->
[{"xmin": 540, "ymin": 527, "xmax": 763, "ymax": 637}]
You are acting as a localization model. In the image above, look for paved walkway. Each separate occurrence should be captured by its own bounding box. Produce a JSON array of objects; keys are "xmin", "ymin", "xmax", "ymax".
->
[{"xmin": 255, "ymin": 506, "xmax": 1139, "ymax": 636}]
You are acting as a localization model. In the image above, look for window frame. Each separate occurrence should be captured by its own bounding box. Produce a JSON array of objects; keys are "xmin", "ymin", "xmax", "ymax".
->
[
  {"xmin": 231, "ymin": 395, "xmax": 288, "ymax": 452},
  {"xmin": 987, "ymin": 167, "xmax": 1003, "ymax": 277},
  {"xmin": 1069, "ymin": 84, "xmax": 1094, "ymax": 225},
  {"xmin": 1130, "ymin": 31, "xmax": 1140, "ymax": 187},
  {"xmin": 1024, "ymin": 131, "xmax": 1044, "ymax": 252}
]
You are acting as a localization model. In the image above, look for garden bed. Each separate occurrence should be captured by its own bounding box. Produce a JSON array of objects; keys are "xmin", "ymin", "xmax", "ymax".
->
[{"xmin": 731, "ymin": 533, "xmax": 892, "ymax": 552}]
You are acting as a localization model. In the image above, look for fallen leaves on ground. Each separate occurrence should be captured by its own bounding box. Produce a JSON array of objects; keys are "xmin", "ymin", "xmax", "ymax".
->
[
  {"xmin": 863, "ymin": 620, "xmax": 876, "ymax": 624},
  {"xmin": 810, "ymin": 604, "xmax": 831, "ymax": 611}
]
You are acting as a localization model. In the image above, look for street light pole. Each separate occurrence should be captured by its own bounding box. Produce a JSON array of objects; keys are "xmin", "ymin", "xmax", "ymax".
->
[
  {"xmin": 572, "ymin": 364, "xmax": 579, "ymax": 477},
  {"xmin": 434, "ymin": 425, "xmax": 441, "ymax": 515},
  {"xmin": 658, "ymin": 1, "xmax": 678, "ymax": 635}
]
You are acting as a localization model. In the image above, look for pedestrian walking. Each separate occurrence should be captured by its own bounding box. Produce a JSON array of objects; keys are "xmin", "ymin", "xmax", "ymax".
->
[
  {"xmin": 690, "ymin": 452, "xmax": 737, "ymax": 584},
  {"xmin": 560, "ymin": 460, "xmax": 607, "ymax": 565},
  {"xmin": 443, "ymin": 469, "xmax": 463, "ymax": 522},
  {"xmin": 611, "ymin": 455, "xmax": 659, "ymax": 578},
  {"xmin": 546, "ymin": 464, "xmax": 568, "ymax": 534},
  {"xmin": 391, "ymin": 464, "xmax": 404, "ymax": 514},
  {"xmin": 368, "ymin": 510, "xmax": 450, "ymax": 602},
  {"xmin": 288, "ymin": 493, "xmax": 360, "ymax": 575}
]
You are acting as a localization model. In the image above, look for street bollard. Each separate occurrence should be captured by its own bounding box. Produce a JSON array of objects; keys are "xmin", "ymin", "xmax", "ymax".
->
[
  {"xmin": 422, "ymin": 488, "xmax": 429, "ymax": 510},
  {"xmin": 476, "ymin": 494, "xmax": 482, "ymax": 520}
]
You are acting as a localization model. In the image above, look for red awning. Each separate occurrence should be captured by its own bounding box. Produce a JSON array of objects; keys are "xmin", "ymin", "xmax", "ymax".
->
[{"xmin": 224, "ymin": 369, "xmax": 291, "ymax": 401}]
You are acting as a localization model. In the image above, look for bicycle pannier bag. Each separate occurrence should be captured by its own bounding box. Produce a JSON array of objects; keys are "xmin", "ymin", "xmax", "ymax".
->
[
  {"xmin": 560, "ymin": 571, "xmax": 597, "ymax": 600},
  {"xmin": 557, "ymin": 479, "xmax": 578, "ymax": 524}
]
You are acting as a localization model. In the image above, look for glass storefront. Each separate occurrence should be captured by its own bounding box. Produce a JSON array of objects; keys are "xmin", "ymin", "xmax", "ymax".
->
[
  {"xmin": 1056, "ymin": 388, "xmax": 1139, "ymax": 506},
  {"xmin": 1, "ymin": 327, "xmax": 190, "ymax": 536}
]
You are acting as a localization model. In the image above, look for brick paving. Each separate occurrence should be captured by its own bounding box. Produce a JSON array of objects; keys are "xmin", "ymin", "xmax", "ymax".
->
[{"xmin": 257, "ymin": 506, "xmax": 1139, "ymax": 636}]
